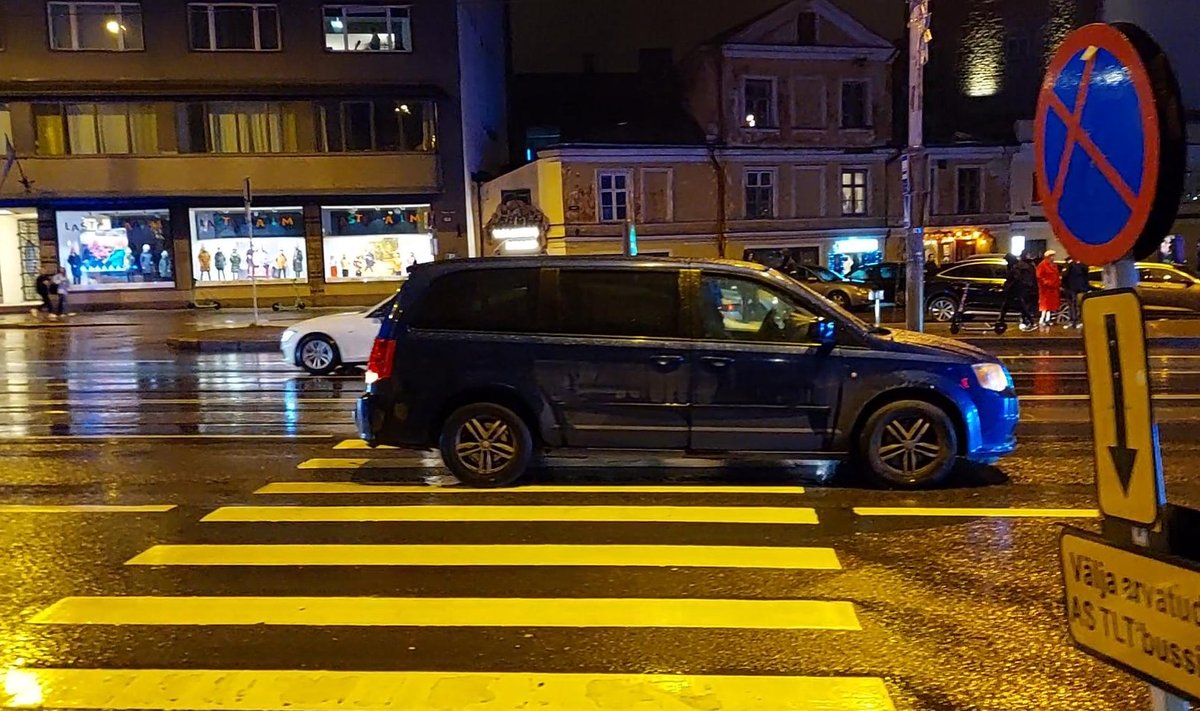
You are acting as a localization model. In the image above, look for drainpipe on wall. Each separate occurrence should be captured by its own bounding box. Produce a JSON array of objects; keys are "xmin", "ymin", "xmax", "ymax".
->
[{"xmin": 707, "ymin": 143, "xmax": 728, "ymax": 258}]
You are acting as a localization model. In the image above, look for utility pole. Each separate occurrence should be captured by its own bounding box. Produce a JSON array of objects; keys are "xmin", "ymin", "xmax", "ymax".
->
[
  {"xmin": 243, "ymin": 177, "xmax": 261, "ymax": 326},
  {"xmin": 904, "ymin": 0, "xmax": 931, "ymax": 331}
]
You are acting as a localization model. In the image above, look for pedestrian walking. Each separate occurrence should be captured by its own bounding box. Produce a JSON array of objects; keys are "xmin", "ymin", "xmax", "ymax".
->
[
  {"xmin": 998, "ymin": 254, "xmax": 1036, "ymax": 331},
  {"xmin": 1063, "ymin": 257, "xmax": 1090, "ymax": 329},
  {"xmin": 67, "ymin": 248, "xmax": 83, "ymax": 285},
  {"xmin": 1036, "ymin": 250, "xmax": 1062, "ymax": 329}
]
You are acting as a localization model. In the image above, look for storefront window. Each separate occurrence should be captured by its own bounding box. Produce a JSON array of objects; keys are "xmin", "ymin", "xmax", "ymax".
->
[
  {"xmin": 320, "ymin": 205, "xmax": 434, "ymax": 282},
  {"xmin": 828, "ymin": 237, "xmax": 881, "ymax": 276},
  {"xmin": 190, "ymin": 207, "xmax": 307, "ymax": 285},
  {"xmin": 56, "ymin": 209, "xmax": 173, "ymax": 290}
]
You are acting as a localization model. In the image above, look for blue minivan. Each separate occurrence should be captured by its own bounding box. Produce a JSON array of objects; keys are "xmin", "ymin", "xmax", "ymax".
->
[{"xmin": 356, "ymin": 257, "xmax": 1018, "ymax": 489}]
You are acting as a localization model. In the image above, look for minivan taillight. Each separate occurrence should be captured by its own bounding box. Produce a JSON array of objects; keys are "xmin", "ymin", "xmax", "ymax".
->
[{"xmin": 364, "ymin": 337, "xmax": 396, "ymax": 385}]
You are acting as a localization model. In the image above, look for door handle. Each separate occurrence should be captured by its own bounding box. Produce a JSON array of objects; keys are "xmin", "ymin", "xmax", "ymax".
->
[
  {"xmin": 650, "ymin": 354, "xmax": 685, "ymax": 370},
  {"xmin": 701, "ymin": 356, "xmax": 734, "ymax": 369}
]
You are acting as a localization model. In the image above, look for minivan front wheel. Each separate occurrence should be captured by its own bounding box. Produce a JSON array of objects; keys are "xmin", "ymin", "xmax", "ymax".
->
[
  {"xmin": 439, "ymin": 403, "xmax": 533, "ymax": 488},
  {"xmin": 859, "ymin": 400, "xmax": 958, "ymax": 488}
]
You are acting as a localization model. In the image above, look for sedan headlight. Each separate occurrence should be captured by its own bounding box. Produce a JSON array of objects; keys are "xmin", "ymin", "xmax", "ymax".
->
[
  {"xmin": 972, "ymin": 362, "xmax": 1012, "ymax": 392},
  {"xmin": 281, "ymin": 329, "xmax": 298, "ymax": 344}
]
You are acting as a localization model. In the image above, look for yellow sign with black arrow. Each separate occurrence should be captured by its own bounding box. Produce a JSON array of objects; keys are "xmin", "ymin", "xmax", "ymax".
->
[{"xmin": 1081, "ymin": 290, "xmax": 1164, "ymax": 526}]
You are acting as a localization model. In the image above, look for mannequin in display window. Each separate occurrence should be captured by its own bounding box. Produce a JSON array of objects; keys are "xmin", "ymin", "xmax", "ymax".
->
[
  {"xmin": 275, "ymin": 250, "xmax": 288, "ymax": 279},
  {"xmin": 245, "ymin": 247, "xmax": 255, "ymax": 278},
  {"xmin": 329, "ymin": 256, "xmax": 338, "ymax": 279},
  {"xmin": 353, "ymin": 254, "xmax": 364, "ymax": 278},
  {"xmin": 229, "ymin": 249, "xmax": 241, "ymax": 280},
  {"xmin": 293, "ymin": 247, "xmax": 304, "ymax": 281},
  {"xmin": 197, "ymin": 247, "xmax": 212, "ymax": 280},
  {"xmin": 159, "ymin": 250, "xmax": 172, "ymax": 280},
  {"xmin": 340, "ymin": 255, "xmax": 350, "ymax": 278},
  {"xmin": 214, "ymin": 248, "xmax": 227, "ymax": 280},
  {"xmin": 140, "ymin": 244, "xmax": 155, "ymax": 279}
]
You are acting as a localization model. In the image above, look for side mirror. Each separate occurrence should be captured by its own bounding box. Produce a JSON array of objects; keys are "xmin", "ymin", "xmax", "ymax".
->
[{"xmin": 794, "ymin": 315, "xmax": 835, "ymax": 345}]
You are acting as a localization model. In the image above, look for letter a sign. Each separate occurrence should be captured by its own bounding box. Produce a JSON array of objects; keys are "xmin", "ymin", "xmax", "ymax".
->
[{"xmin": 1081, "ymin": 290, "xmax": 1164, "ymax": 525}]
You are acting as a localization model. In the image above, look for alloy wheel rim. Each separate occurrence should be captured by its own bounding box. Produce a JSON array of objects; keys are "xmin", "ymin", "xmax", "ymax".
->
[
  {"xmin": 877, "ymin": 416, "xmax": 942, "ymax": 479},
  {"xmin": 929, "ymin": 298, "xmax": 955, "ymax": 321},
  {"xmin": 302, "ymin": 340, "xmax": 334, "ymax": 370},
  {"xmin": 455, "ymin": 416, "xmax": 517, "ymax": 477},
  {"xmin": 831, "ymin": 293, "xmax": 848, "ymax": 307}
]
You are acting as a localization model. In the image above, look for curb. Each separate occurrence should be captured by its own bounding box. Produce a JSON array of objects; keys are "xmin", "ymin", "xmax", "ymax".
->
[
  {"xmin": 0, "ymin": 321, "xmax": 140, "ymax": 330},
  {"xmin": 166, "ymin": 338, "xmax": 280, "ymax": 353}
]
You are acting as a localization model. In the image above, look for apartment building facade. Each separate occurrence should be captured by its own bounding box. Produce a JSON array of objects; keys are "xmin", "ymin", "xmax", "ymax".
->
[
  {"xmin": 0, "ymin": 0, "xmax": 506, "ymax": 309},
  {"xmin": 485, "ymin": 0, "xmax": 910, "ymax": 273}
]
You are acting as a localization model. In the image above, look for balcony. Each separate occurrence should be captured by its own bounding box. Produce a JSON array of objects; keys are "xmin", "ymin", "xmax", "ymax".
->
[{"xmin": 0, "ymin": 152, "xmax": 440, "ymax": 198}]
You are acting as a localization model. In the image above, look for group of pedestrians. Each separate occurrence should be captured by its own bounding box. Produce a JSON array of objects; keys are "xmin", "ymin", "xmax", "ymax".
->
[
  {"xmin": 32, "ymin": 266, "xmax": 71, "ymax": 319},
  {"xmin": 998, "ymin": 251, "xmax": 1090, "ymax": 331}
]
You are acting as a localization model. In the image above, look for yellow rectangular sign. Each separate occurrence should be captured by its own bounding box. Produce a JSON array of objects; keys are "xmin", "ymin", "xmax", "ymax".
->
[
  {"xmin": 1061, "ymin": 528, "xmax": 1200, "ymax": 701},
  {"xmin": 1082, "ymin": 290, "xmax": 1163, "ymax": 525}
]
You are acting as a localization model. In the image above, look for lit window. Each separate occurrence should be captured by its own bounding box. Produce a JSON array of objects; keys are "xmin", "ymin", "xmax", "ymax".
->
[
  {"xmin": 324, "ymin": 5, "xmax": 411, "ymax": 52},
  {"xmin": 597, "ymin": 172, "xmax": 629, "ymax": 222},
  {"xmin": 202, "ymin": 102, "xmax": 298, "ymax": 153},
  {"xmin": 841, "ymin": 169, "xmax": 868, "ymax": 216},
  {"xmin": 743, "ymin": 79, "xmax": 775, "ymax": 128},
  {"xmin": 319, "ymin": 100, "xmax": 436, "ymax": 152},
  {"xmin": 744, "ymin": 169, "xmax": 775, "ymax": 219},
  {"xmin": 188, "ymin": 3, "xmax": 280, "ymax": 51},
  {"xmin": 48, "ymin": 2, "xmax": 143, "ymax": 51}
]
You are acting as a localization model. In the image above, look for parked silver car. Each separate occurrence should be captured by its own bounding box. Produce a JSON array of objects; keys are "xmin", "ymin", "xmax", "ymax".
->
[{"xmin": 783, "ymin": 264, "xmax": 875, "ymax": 309}]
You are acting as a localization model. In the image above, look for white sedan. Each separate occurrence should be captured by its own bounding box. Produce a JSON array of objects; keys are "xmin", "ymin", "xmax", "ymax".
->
[{"xmin": 280, "ymin": 293, "xmax": 398, "ymax": 375}]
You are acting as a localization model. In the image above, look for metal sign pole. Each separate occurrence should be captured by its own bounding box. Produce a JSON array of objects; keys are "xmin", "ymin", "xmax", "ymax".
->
[
  {"xmin": 1103, "ymin": 259, "xmax": 1190, "ymax": 711},
  {"xmin": 244, "ymin": 177, "xmax": 260, "ymax": 326}
]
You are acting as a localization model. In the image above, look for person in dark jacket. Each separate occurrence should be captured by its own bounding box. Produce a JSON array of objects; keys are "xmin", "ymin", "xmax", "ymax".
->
[
  {"xmin": 1063, "ymin": 257, "xmax": 1090, "ymax": 329},
  {"xmin": 998, "ymin": 254, "xmax": 1037, "ymax": 331}
]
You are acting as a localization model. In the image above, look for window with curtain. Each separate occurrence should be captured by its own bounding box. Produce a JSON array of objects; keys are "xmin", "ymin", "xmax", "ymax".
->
[
  {"xmin": 206, "ymin": 102, "xmax": 297, "ymax": 153},
  {"xmin": 34, "ymin": 103, "xmax": 158, "ymax": 155}
]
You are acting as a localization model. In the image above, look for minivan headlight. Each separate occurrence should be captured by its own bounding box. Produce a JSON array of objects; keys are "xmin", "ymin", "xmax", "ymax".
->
[{"xmin": 972, "ymin": 363, "xmax": 1011, "ymax": 392}]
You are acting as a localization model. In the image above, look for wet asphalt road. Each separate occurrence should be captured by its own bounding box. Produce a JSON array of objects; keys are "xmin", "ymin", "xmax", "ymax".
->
[{"xmin": 3, "ymin": 319, "xmax": 1200, "ymax": 709}]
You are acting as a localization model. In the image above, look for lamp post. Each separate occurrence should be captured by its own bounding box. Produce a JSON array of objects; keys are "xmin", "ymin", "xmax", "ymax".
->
[{"xmin": 904, "ymin": 0, "xmax": 931, "ymax": 331}]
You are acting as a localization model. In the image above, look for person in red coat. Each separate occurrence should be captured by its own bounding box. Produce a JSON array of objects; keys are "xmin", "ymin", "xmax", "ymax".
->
[{"xmin": 1036, "ymin": 250, "xmax": 1063, "ymax": 329}]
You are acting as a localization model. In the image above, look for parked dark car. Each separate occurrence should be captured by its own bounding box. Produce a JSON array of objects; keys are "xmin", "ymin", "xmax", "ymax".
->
[
  {"xmin": 781, "ymin": 264, "xmax": 875, "ymax": 309},
  {"xmin": 847, "ymin": 262, "xmax": 905, "ymax": 305},
  {"xmin": 356, "ymin": 257, "xmax": 1018, "ymax": 489},
  {"xmin": 923, "ymin": 258, "xmax": 1013, "ymax": 322}
]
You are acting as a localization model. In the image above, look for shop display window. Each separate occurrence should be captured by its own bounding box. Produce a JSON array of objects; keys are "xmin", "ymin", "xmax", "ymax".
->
[
  {"xmin": 320, "ymin": 205, "xmax": 434, "ymax": 282},
  {"xmin": 56, "ymin": 209, "xmax": 174, "ymax": 290},
  {"xmin": 190, "ymin": 207, "xmax": 307, "ymax": 285}
]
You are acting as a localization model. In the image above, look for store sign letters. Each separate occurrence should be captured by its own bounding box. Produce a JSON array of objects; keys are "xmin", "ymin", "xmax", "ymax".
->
[
  {"xmin": 194, "ymin": 209, "xmax": 304, "ymax": 239},
  {"xmin": 1061, "ymin": 529, "xmax": 1200, "ymax": 700}
]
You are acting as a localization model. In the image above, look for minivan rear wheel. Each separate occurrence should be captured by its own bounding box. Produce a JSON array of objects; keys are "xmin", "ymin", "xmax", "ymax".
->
[
  {"xmin": 859, "ymin": 400, "xmax": 958, "ymax": 489},
  {"xmin": 927, "ymin": 295, "xmax": 958, "ymax": 322},
  {"xmin": 439, "ymin": 403, "xmax": 533, "ymax": 488}
]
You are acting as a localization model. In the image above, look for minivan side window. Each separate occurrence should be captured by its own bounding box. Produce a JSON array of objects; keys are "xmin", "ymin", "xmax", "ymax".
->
[
  {"xmin": 700, "ymin": 274, "xmax": 822, "ymax": 344},
  {"xmin": 556, "ymin": 269, "xmax": 681, "ymax": 338},
  {"xmin": 411, "ymin": 268, "xmax": 539, "ymax": 332}
]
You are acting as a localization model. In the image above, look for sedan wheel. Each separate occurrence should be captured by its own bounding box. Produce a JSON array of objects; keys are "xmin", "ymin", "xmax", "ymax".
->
[
  {"xmin": 927, "ymin": 295, "xmax": 958, "ymax": 322},
  {"xmin": 859, "ymin": 400, "xmax": 957, "ymax": 488},
  {"xmin": 828, "ymin": 291, "xmax": 850, "ymax": 308},
  {"xmin": 298, "ymin": 336, "xmax": 339, "ymax": 376}
]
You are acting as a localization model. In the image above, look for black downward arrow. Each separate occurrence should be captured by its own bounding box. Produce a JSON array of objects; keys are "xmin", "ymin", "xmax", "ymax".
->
[{"xmin": 1106, "ymin": 313, "xmax": 1138, "ymax": 495}]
